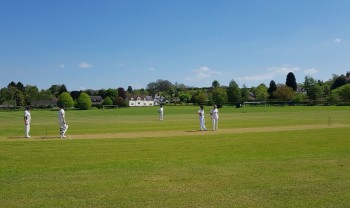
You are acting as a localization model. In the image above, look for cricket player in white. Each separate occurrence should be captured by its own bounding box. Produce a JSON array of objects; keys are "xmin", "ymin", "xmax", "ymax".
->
[
  {"xmin": 197, "ymin": 105, "xmax": 207, "ymax": 131},
  {"xmin": 24, "ymin": 107, "xmax": 31, "ymax": 138},
  {"xmin": 158, "ymin": 105, "xmax": 164, "ymax": 121},
  {"xmin": 58, "ymin": 105, "xmax": 68, "ymax": 138},
  {"xmin": 210, "ymin": 104, "xmax": 219, "ymax": 131}
]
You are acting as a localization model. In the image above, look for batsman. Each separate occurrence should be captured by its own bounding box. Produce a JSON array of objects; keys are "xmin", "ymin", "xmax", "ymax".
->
[{"xmin": 58, "ymin": 105, "xmax": 68, "ymax": 138}]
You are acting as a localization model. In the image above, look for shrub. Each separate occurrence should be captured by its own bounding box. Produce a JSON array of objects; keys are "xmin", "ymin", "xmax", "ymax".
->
[
  {"xmin": 57, "ymin": 92, "xmax": 74, "ymax": 108},
  {"xmin": 102, "ymin": 96, "xmax": 113, "ymax": 105},
  {"xmin": 114, "ymin": 97, "xmax": 125, "ymax": 107},
  {"xmin": 77, "ymin": 92, "xmax": 92, "ymax": 110}
]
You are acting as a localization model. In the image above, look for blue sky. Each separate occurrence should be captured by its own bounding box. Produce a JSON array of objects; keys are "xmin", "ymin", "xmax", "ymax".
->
[{"xmin": 1, "ymin": 0, "xmax": 349, "ymax": 91}]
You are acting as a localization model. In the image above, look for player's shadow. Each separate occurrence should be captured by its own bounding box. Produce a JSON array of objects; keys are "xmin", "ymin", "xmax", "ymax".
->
[
  {"xmin": 7, "ymin": 136, "xmax": 24, "ymax": 139},
  {"xmin": 8, "ymin": 136, "xmax": 61, "ymax": 139}
]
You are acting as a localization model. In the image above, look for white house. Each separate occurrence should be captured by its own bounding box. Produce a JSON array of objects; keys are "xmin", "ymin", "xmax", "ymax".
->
[{"xmin": 129, "ymin": 96, "xmax": 154, "ymax": 107}]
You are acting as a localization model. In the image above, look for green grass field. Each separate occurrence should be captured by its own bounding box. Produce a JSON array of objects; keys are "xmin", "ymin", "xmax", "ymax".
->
[{"xmin": 1, "ymin": 106, "xmax": 350, "ymax": 207}]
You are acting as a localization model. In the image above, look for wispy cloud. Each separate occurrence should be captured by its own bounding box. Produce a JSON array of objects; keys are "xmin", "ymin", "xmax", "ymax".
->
[
  {"xmin": 334, "ymin": 38, "xmax": 342, "ymax": 43},
  {"xmin": 303, "ymin": 68, "xmax": 318, "ymax": 75},
  {"xmin": 78, "ymin": 62, "xmax": 93, "ymax": 69},
  {"xmin": 60, "ymin": 64, "xmax": 65, "ymax": 69},
  {"xmin": 238, "ymin": 65, "xmax": 299, "ymax": 82},
  {"xmin": 186, "ymin": 66, "xmax": 221, "ymax": 82}
]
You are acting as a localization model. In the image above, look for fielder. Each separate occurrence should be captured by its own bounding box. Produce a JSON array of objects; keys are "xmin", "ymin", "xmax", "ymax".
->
[
  {"xmin": 24, "ymin": 107, "xmax": 31, "ymax": 138},
  {"xmin": 58, "ymin": 105, "xmax": 68, "ymax": 138},
  {"xmin": 210, "ymin": 104, "xmax": 219, "ymax": 131},
  {"xmin": 197, "ymin": 105, "xmax": 207, "ymax": 131},
  {"xmin": 158, "ymin": 105, "xmax": 164, "ymax": 121}
]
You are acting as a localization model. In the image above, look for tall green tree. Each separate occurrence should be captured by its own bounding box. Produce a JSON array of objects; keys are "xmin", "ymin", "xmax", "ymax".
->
[
  {"xmin": 70, "ymin": 91, "xmax": 81, "ymax": 100},
  {"xmin": 118, "ymin": 87, "xmax": 126, "ymax": 100},
  {"xmin": 195, "ymin": 91, "xmax": 208, "ymax": 105},
  {"xmin": 157, "ymin": 79, "xmax": 174, "ymax": 93},
  {"xmin": 0, "ymin": 88, "xmax": 6, "ymax": 104},
  {"xmin": 127, "ymin": 86, "xmax": 133, "ymax": 94},
  {"xmin": 49, "ymin": 85, "xmax": 61, "ymax": 97},
  {"xmin": 37, "ymin": 89, "xmax": 54, "ymax": 100},
  {"xmin": 226, "ymin": 80, "xmax": 241, "ymax": 104},
  {"xmin": 146, "ymin": 81, "xmax": 158, "ymax": 96},
  {"xmin": 2, "ymin": 82, "xmax": 26, "ymax": 106},
  {"xmin": 286, "ymin": 72, "xmax": 297, "ymax": 91},
  {"xmin": 98, "ymin": 89, "xmax": 107, "ymax": 99},
  {"xmin": 14, "ymin": 90, "xmax": 25, "ymax": 106},
  {"xmin": 16, "ymin": 82, "xmax": 25, "ymax": 93},
  {"xmin": 211, "ymin": 87, "xmax": 227, "ymax": 107},
  {"xmin": 212, "ymin": 80, "xmax": 220, "ymax": 88},
  {"xmin": 304, "ymin": 76, "xmax": 322, "ymax": 104},
  {"xmin": 268, "ymin": 80, "xmax": 277, "ymax": 99},
  {"xmin": 1, "ymin": 86, "xmax": 21, "ymax": 106},
  {"xmin": 105, "ymin": 88, "xmax": 118, "ymax": 99},
  {"xmin": 254, "ymin": 84, "xmax": 269, "ymax": 101},
  {"xmin": 24, "ymin": 85, "xmax": 39, "ymax": 105},
  {"xmin": 178, "ymin": 92, "xmax": 192, "ymax": 103},
  {"xmin": 147, "ymin": 79, "xmax": 174, "ymax": 96},
  {"xmin": 7, "ymin": 81, "xmax": 17, "ymax": 88},
  {"xmin": 240, "ymin": 84, "xmax": 249, "ymax": 102},
  {"xmin": 58, "ymin": 84, "xmax": 68, "ymax": 95}
]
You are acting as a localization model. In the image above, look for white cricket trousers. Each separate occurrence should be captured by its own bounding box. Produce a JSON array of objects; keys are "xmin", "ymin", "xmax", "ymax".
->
[
  {"xmin": 212, "ymin": 118, "xmax": 218, "ymax": 130},
  {"xmin": 25, "ymin": 124, "xmax": 30, "ymax": 137},
  {"xmin": 199, "ymin": 117, "xmax": 207, "ymax": 131}
]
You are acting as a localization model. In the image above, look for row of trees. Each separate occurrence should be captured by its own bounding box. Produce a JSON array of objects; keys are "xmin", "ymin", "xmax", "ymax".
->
[{"xmin": 1, "ymin": 71, "xmax": 350, "ymax": 109}]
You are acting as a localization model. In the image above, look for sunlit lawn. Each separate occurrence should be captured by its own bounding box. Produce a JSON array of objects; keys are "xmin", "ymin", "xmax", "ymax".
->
[{"xmin": 1, "ymin": 106, "xmax": 350, "ymax": 207}]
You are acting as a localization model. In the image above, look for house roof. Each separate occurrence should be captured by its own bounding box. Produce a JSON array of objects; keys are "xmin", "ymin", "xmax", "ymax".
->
[
  {"xmin": 90, "ymin": 96, "xmax": 103, "ymax": 104},
  {"xmin": 128, "ymin": 96, "xmax": 153, "ymax": 101},
  {"xmin": 31, "ymin": 98, "xmax": 58, "ymax": 106},
  {"xmin": 90, "ymin": 96, "xmax": 103, "ymax": 100}
]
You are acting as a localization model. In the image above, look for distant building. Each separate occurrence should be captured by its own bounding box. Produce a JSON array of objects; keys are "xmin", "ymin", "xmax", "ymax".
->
[
  {"xmin": 90, "ymin": 96, "xmax": 103, "ymax": 106},
  {"xmin": 248, "ymin": 92, "xmax": 256, "ymax": 101},
  {"xmin": 154, "ymin": 94, "xmax": 168, "ymax": 106},
  {"xmin": 169, "ymin": 97, "xmax": 180, "ymax": 103},
  {"xmin": 0, "ymin": 104, "xmax": 16, "ymax": 109},
  {"xmin": 31, "ymin": 98, "xmax": 58, "ymax": 108},
  {"xmin": 129, "ymin": 96, "xmax": 154, "ymax": 107}
]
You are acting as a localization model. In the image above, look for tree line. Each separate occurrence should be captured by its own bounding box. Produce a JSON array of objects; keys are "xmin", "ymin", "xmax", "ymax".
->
[{"xmin": 1, "ymin": 71, "xmax": 350, "ymax": 109}]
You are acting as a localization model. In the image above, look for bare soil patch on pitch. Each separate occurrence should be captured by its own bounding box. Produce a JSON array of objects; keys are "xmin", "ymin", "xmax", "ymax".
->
[
  {"xmin": 62, "ymin": 123, "xmax": 347, "ymax": 140},
  {"xmin": 5, "ymin": 123, "xmax": 347, "ymax": 141}
]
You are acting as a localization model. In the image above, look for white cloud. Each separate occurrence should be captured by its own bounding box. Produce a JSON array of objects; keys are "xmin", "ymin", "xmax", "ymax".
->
[
  {"xmin": 334, "ymin": 38, "xmax": 341, "ymax": 43},
  {"xmin": 238, "ymin": 65, "xmax": 299, "ymax": 82},
  {"xmin": 78, "ymin": 62, "xmax": 93, "ymax": 69},
  {"xmin": 149, "ymin": 67, "xmax": 155, "ymax": 71},
  {"xmin": 303, "ymin": 68, "xmax": 318, "ymax": 75},
  {"xmin": 185, "ymin": 66, "xmax": 221, "ymax": 81},
  {"xmin": 238, "ymin": 73, "xmax": 274, "ymax": 81},
  {"xmin": 60, "ymin": 64, "xmax": 65, "ymax": 69},
  {"xmin": 268, "ymin": 65, "xmax": 299, "ymax": 74}
]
